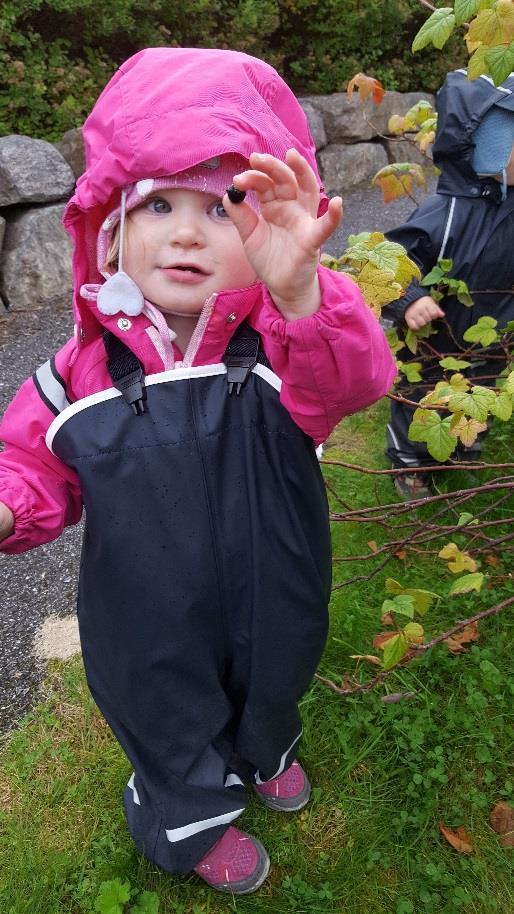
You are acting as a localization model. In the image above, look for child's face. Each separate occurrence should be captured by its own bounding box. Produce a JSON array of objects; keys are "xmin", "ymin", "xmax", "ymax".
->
[{"xmin": 124, "ymin": 188, "xmax": 257, "ymax": 316}]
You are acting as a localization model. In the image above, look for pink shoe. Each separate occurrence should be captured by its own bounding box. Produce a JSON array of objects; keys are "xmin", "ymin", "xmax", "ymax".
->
[
  {"xmin": 194, "ymin": 826, "xmax": 270, "ymax": 894},
  {"xmin": 253, "ymin": 760, "xmax": 311, "ymax": 812}
]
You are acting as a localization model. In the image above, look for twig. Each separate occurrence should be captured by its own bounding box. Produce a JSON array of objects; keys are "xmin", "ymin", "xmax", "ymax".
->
[{"xmin": 316, "ymin": 595, "xmax": 514, "ymax": 695}]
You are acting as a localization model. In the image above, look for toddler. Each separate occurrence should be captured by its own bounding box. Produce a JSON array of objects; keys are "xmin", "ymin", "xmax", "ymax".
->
[{"xmin": 0, "ymin": 48, "xmax": 395, "ymax": 893}]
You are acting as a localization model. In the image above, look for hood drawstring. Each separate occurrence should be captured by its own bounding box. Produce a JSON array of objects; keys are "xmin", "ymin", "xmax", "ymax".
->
[{"xmin": 97, "ymin": 189, "xmax": 145, "ymax": 318}]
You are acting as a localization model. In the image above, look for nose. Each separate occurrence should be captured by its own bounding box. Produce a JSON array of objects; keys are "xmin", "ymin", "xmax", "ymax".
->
[{"xmin": 168, "ymin": 211, "xmax": 205, "ymax": 248}]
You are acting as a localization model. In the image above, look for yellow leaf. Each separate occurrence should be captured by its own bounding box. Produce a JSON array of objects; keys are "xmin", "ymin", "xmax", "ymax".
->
[
  {"xmin": 449, "ymin": 414, "xmax": 488, "ymax": 446},
  {"xmin": 403, "ymin": 622, "xmax": 424, "ymax": 645},
  {"xmin": 438, "ymin": 541, "xmax": 477, "ymax": 574},
  {"xmin": 355, "ymin": 261, "xmax": 403, "ymax": 313},
  {"xmin": 418, "ymin": 129, "xmax": 436, "ymax": 152},
  {"xmin": 372, "ymin": 163, "xmax": 426, "ymax": 203},
  {"xmin": 388, "ymin": 114, "xmax": 406, "ymax": 134},
  {"xmin": 465, "ymin": 6, "xmax": 511, "ymax": 52}
]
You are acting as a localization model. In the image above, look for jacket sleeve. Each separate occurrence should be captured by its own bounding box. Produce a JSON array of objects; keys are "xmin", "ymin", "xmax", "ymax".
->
[
  {"xmin": 382, "ymin": 194, "xmax": 451, "ymax": 324},
  {"xmin": 252, "ymin": 265, "xmax": 397, "ymax": 445},
  {"xmin": 0, "ymin": 339, "xmax": 83, "ymax": 554}
]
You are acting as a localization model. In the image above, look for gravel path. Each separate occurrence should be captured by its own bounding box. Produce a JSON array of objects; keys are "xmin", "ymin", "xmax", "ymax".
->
[{"xmin": 0, "ymin": 179, "xmax": 433, "ymax": 734}]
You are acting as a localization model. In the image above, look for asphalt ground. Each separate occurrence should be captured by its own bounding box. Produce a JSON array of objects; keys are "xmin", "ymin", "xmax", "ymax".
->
[{"xmin": 0, "ymin": 178, "xmax": 433, "ymax": 733}]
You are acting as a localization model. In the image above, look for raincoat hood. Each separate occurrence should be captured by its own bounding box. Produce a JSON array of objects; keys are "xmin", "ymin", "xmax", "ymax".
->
[
  {"xmin": 63, "ymin": 47, "xmax": 327, "ymax": 341},
  {"xmin": 433, "ymin": 68, "xmax": 514, "ymax": 197}
]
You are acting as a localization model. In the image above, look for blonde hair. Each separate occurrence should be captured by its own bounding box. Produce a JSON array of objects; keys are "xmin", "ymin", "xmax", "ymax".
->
[{"xmin": 103, "ymin": 224, "xmax": 121, "ymax": 273}]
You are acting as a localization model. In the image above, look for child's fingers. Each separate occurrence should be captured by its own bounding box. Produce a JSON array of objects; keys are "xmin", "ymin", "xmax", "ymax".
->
[
  {"xmin": 310, "ymin": 196, "xmax": 343, "ymax": 248},
  {"xmin": 222, "ymin": 192, "xmax": 260, "ymax": 244},
  {"xmin": 247, "ymin": 152, "xmax": 298, "ymax": 200},
  {"xmin": 232, "ymin": 169, "xmax": 276, "ymax": 201},
  {"xmin": 284, "ymin": 148, "xmax": 320, "ymax": 202}
]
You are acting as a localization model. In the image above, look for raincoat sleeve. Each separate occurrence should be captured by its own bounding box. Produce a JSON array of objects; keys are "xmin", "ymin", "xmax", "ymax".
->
[
  {"xmin": 0, "ymin": 339, "xmax": 83, "ymax": 554},
  {"xmin": 253, "ymin": 265, "xmax": 397, "ymax": 445},
  {"xmin": 382, "ymin": 195, "xmax": 451, "ymax": 324}
]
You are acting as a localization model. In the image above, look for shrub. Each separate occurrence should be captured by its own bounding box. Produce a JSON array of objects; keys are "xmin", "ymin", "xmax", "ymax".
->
[{"xmin": 0, "ymin": 0, "xmax": 468, "ymax": 141}]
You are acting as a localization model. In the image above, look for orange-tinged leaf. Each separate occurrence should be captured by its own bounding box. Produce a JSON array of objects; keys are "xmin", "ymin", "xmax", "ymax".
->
[
  {"xmin": 388, "ymin": 114, "xmax": 407, "ymax": 134},
  {"xmin": 373, "ymin": 631, "xmax": 399, "ymax": 650},
  {"xmin": 349, "ymin": 654, "xmax": 382, "ymax": 666},
  {"xmin": 439, "ymin": 822, "xmax": 474, "ymax": 854},
  {"xmin": 444, "ymin": 622, "xmax": 479, "ymax": 654},
  {"xmin": 395, "ymin": 549, "xmax": 407, "ymax": 560},
  {"xmin": 490, "ymin": 801, "xmax": 514, "ymax": 839},
  {"xmin": 347, "ymin": 72, "xmax": 385, "ymax": 105},
  {"xmin": 367, "ymin": 540, "xmax": 378, "ymax": 553},
  {"xmin": 372, "ymin": 163, "xmax": 426, "ymax": 204},
  {"xmin": 381, "ymin": 611, "xmax": 395, "ymax": 626}
]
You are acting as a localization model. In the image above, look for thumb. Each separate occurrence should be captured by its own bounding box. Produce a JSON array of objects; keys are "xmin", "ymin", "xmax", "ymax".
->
[{"xmin": 222, "ymin": 192, "xmax": 260, "ymax": 245}]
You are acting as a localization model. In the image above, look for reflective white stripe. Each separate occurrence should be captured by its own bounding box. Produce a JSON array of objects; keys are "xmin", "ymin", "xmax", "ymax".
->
[
  {"xmin": 46, "ymin": 361, "xmax": 283, "ymax": 453},
  {"xmin": 457, "ymin": 68, "xmax": 514, "ymax": 92},
  {"xmin": 165, "ymin": 807, "xmax": 244, "ymax": 843},
  {"xmin": 255, "ymin": 730, "xmax": 302, "ymax": 785},
  {"xmin": 252, "ymin": 362, "xmax": 281, "ymax": 392},
  {"xmin": 128, "ymin": 773, "xmax": 140, "ymax": 806},
  {"xmin": 438, "ymin": 196, "xmax": 456, "ymax": 261},
  {"xmin": 224, "ymin": 773, "xmax": 244, "ymax": 788},
  {"xmin": 35, "ymin": 360, "xmax": 70, "ymax": 413},
  {"xmin": 386, "ymin": 422, "xmax": 401, "ymax": 451}
]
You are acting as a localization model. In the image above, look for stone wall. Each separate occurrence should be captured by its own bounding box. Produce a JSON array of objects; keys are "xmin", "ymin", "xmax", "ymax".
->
[{"xmin": 0, "ymin": 91, "xmax": 433, "ymax": 311}]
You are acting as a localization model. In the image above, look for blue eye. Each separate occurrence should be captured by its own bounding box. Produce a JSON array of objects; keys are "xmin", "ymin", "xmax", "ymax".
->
[
  {"xmin": 147, "ymin": 198, "xmax": 171, "ymax": 214},
  {"xmin": 212, "ymin": 201, "xmax": 229, "ymax": 219}
]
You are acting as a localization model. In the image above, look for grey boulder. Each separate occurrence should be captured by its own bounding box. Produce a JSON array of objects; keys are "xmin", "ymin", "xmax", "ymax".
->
[
  {"xmin": 0, "ymin": 204, "xmax": 73, "ymax": 309},
  {"xmin": 0, "ymin": 136, "xmax": 75, "ymax": 206}
]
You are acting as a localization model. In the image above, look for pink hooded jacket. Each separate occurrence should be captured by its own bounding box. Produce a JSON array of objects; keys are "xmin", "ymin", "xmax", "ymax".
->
[{"xmin": 0, "ymin": 47, "xmax": 395, "ymax": 554}]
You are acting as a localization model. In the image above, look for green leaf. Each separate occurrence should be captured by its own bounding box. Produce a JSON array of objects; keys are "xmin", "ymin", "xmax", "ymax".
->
[
  {"xmin": 130, "ymin": 891, "xmax": 160, "ymax": 914},
  {"xmin": 421, "ymin": 265, "xmax": 445, "ymax": 286},
  {"xmin": 384, "ymin": 578, "xmax": 439, "ymax": 615},
  {"xmin": 450, "ymin": 279, "xmax": 473, "ymax": 306},
  {"xmin": 448, "ymin": 385, "xmax": 497, "ymax": 421},
  {"xmin": 399, "ymin": 361, "xmax": 423, "ymax": 382},
  {"xmin": 454, "ymin": 0, "xmax": 483, "ymax": 28},
  {"xmin": 382, "ymin": 595, "xmax": 416, "ymax": 619},
  {"xmin": 468, "ymin": 45, "xmax": 491, "ymax": 80},
  {"xmin": 412, "ymin": 8, "xmax": 455, "ymax": 52},
  {"xmin": 439, "ymin": 258, "xmax": 453, "ymax": 273},
  {"xmin": 490, "ymin": 389, "xmax": 513, "ymax": 421},
  {"xmin": 457, "ymin": 512, "xmax": 478, "ymax": 527},
  {"xmin": 500, "ymin": 319, "xmax": 514, "ymax": 333},
  {"xmin": 449, "ymin": 572, "xmax": 485, "ymax": 595},
  {"xmin": 485, "ymin": 43, "xmax": 514, "ymax": 87},
  {"xmin": 383, "ymin": 633, "xmax": 410, "ymax": 670},
  {"xmin": 463, "ymin": 316, "xmax": 498, "ymax": 346},
  {"xmin": 385, "ymin": 328, "xmax": 406, "ymax": 354},
  {"xmin": 439, "ymin": 357, "xmax": 472, "ymax": 370},
  {"xmin": 95, "ymin": 880, "xmax": 131, "ymax": 914},
  {"xmin": 408, "ymin": 409, "xmax": 457, "ymax": 461}
]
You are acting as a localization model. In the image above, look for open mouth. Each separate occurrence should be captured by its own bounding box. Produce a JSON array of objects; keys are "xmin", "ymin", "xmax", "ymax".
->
[{"xmin": 166, "ymin": 264, "xmax": 207, "ymax": 275}]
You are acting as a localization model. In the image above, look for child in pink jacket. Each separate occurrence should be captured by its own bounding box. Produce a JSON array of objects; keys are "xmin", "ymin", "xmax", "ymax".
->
[{"xmin": 0, "ymin": 48, "xmax": 395, "ymax": 893}]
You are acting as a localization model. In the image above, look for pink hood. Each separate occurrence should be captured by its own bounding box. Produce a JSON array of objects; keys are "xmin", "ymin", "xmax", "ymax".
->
[{"xmin": 64, "ymin": 47, "xmax": 327, "ymax": 344}]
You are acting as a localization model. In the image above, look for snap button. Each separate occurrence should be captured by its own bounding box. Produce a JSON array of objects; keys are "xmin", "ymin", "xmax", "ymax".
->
[
  {"xmin": 226, "ymin": 312, "xmax": 237, "ymax": 323},
  {"xmin": 117, "ymin": 317, "xmax": 132, "ymax": 331}
]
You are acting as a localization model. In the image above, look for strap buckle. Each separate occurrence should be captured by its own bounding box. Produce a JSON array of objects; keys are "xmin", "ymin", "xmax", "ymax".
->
[
  {"xmin": 224, "ymin": 336, "xmax": 260, "ymax": 396},
  {"xmin": 117, "ymin": 368, "xmax": 147, "ymax": 415}
]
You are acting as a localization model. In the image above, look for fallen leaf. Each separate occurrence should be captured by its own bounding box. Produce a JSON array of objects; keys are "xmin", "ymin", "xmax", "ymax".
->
[
  {"xmin": 340, "ymin": 674, "xmax": 357, "ymax": 692},
  {"xmin": 445, "ymin": 622, "xmax": 480, "ymax": 654},
  {"xmin": 490, "ymin": 801, "xmax": 514, "ymax": 847},
  {"xmin": 485, "ymin": 554, "xmax": 499, "ymax": 567},
  {"xmin": 349, "ymin": 654, "xmax": 382, "ymax": 666},
  {"xmin": 367, "ymin": 540, "xmax": 378, "ymax": 553},
  {"xmin": 439, "ymin": 822, "xmax": 474, "ymax": 854},
  {"xmin": 395, "ymin": 549, "xmax": 407, "ymax": 560},
  {"xmin": 381, "ymin": 691, "xmax": 416, "ymax": 703},
  {"xmin": 373, "ymin": 631, "xmax": 399, "ymax": 650}
]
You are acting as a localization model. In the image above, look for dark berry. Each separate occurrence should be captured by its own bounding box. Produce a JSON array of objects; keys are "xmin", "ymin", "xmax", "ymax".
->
[{"xmin": 226, "ymin": 184, "xmax": 246, "ymax": 204}]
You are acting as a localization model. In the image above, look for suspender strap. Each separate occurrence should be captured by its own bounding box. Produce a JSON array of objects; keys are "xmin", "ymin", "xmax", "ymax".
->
[
  {"xmin": 103, "ymin": 331, "xmax": 147, "ymax": 416},
  {"xmin": 223, "ymin": 322, "xmax": 265, "ymax": 396}
]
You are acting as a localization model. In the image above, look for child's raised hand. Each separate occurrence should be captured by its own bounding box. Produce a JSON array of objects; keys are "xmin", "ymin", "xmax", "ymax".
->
[
  {"xmin": 223, "ymin": 149, "xmax": 343, "ymax": 320},
  {"xmin": 404, "ymin": 296, "xmax": 445, "ymax": 330}
]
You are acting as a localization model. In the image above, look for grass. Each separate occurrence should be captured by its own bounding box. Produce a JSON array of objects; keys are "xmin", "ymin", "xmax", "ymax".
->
[{"xmin": 0, "ymin": 401, "xmax": 513, "ymax": 914}]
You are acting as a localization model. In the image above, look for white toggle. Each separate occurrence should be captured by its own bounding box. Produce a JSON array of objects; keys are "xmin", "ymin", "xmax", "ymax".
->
[{"xmin": 97, "ymin": 271, "xmax": 145, "ymax": 316}]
